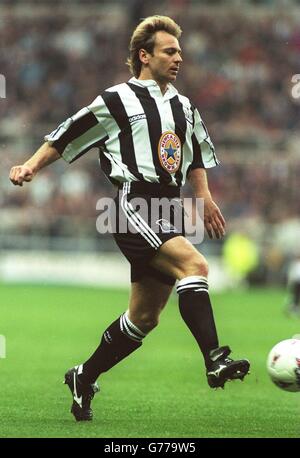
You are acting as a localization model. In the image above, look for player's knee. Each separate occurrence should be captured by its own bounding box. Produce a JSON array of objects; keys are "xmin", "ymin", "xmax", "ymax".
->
[
  {"xmin": 194, "ymin": 258, "xmax": 209, "ymax": 277},
  {"xmin": 179, "ymin": 255, "xmax": 209, "ymax": 278},
  {"xmin": 132, "ymin": 313, "xmax": 159, "ymax": 333}
]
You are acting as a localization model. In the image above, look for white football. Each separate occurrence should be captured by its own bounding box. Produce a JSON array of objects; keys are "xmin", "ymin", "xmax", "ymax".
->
[{"xmin": 267, "ymin": 339, "xmax": 300, "ymax": 392}]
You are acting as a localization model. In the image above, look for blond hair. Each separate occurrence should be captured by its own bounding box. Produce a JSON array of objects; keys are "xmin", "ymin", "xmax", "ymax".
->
[{"xmin": 127, "ymin": 15, "xmax": 182, "ymax": 78}]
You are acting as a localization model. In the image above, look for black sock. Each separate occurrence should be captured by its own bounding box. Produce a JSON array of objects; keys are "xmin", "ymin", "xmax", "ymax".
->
[
  {"xmin": 82, "ymin": 312, "xmax": 146, "ymax": 383},
  {"xmin": 177, "ymin": 276, "xmax": 219, "ymax": 368}
]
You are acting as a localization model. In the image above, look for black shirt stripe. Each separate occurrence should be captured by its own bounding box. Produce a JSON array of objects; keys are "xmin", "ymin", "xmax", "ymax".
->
[
  {"xmin": 127, "ymin": 83, "xmax": 172, "ymax": 185},
  {"xmin": 170, "ymin": 95, "xmax": 187, "ymax": 187},
  {"xmin": 68, "ymin": 136, "xmax": 109, "ymax": 164},
  {"xmin": 190, "ymin": 133, "xmax": 205, "ymax": 170},
  {"xmin": 99, "ymin": 146, "xmax": 120, "ymax": 186},
  {"xmin": 190, "ymin": 102, "xmax": 196, "ymax": 129},
  {"xmin": 101, "ymin": 91, "xmax": 144, "ymax": 181},
  {"xmin": 52, "ymin": 110, "xmax": 98, "ymax": 155}
]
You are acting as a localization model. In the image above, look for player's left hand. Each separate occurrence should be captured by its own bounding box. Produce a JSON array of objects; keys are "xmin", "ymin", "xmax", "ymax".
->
[{"xmin": 204, "ymin": 199, "xmax": 226, "ymax": 239}]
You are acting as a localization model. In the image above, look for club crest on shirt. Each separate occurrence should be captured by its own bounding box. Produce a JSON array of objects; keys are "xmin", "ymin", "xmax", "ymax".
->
[{"xmin": 158, "ymin": 131, "xmax": 181, "ymax": 174}]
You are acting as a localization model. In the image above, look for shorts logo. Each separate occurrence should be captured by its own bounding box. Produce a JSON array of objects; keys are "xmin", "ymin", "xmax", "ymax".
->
[
  {"xmin": 156, "ymin": 218, "xmax": 177, "ymax": 233},
  {"xmin": 158, "ymin": 131, "xmax": 181, "ymax": 174}
]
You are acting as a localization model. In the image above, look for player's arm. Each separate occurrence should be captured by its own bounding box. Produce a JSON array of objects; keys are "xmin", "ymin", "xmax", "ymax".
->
[
  {"xmin": 9, "ymin": 142, "xmax": 60, "ymax": 187},
  {"xmin": 188, "ymin": 167, "xmax": 226, "ymax": 239},
  {"xmin": 10, "ymin": 93, "xmax": 108, "ymax": 188}
]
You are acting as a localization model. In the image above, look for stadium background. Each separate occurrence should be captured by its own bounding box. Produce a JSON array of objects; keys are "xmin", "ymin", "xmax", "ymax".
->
[{"xmin": 1, "ymin": 0, "xmax": 300, "ymax": 438}]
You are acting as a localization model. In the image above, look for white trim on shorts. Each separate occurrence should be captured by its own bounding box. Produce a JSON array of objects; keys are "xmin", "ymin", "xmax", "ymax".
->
[{"xmin": 120, "ymin": 182, "xmax": 162, "ymax": 250}]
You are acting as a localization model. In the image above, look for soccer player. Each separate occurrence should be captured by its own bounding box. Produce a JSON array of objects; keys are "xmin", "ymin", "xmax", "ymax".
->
[{"xmin": 10, "ymin": 16, "xmax": 250, "ymax": 422}]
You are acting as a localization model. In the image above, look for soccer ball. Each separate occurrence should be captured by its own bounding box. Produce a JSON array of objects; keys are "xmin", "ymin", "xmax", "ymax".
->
[{"xmin": 266, "ymin": 339, "xmax": 300, "ymax": 392}]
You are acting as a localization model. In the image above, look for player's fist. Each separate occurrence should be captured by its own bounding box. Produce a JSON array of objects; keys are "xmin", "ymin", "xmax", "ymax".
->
[{"xmin": 9, "ymin": 165, "xmax": 34, "ymax": 186}]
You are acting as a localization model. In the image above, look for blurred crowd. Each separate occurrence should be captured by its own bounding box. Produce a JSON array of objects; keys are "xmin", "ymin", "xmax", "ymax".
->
[{"xmin": 1, "ymin": 1, "xmax": 300, "ymax": 277}]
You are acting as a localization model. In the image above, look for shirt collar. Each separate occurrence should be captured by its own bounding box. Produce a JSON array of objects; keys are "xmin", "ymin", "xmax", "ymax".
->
[{"xmin": 128, "ymin": 77, "xmax": 178, "ymax": 99}]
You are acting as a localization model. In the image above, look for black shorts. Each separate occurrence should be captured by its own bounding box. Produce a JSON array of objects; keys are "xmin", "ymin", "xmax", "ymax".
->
[{"xmin": 111, "ymin": 182, "xmax": 185, "ymax": 285}]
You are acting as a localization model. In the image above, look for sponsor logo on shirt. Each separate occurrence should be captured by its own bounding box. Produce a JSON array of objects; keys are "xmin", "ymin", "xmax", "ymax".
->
[{"xmin": 128, "ymin": 113, "xmax": 146, "ymax": 124}]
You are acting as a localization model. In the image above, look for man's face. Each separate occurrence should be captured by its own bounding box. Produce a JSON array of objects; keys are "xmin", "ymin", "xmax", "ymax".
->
[{"xmin": 141, "ymin": 31, "xmax": 183, "ymax": 84}]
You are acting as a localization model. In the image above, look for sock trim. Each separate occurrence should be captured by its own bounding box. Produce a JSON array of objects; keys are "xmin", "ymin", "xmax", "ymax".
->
[
  {"xmin": 120, "ymin": 313, "xmax": 146, "ymax": 342},
  {"xmin": 125, "ymin": 311, "xmax": 147, "ymax": 337},
  {"xmin": 177, "ymin": 275, "xmax": 208, "ymax": 287},
  {"xmin": 176, "ymin": 275, "xmax": 208, "ymax": 295}
]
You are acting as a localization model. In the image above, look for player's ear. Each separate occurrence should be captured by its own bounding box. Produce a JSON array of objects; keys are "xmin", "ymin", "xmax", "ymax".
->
[{"xmin": 139, "ymin": 49, "xmax": 150, "ymax": 65}]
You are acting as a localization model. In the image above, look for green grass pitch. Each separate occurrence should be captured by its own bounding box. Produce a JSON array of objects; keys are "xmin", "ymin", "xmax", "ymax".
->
[{"xmin": 0, "ymin": 283, "xmax": 299, "ymax": 438}]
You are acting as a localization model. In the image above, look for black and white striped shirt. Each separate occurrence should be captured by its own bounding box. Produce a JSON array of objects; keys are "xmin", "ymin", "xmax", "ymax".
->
[{"xmin": 45, "ymin": 77, "xmax": 219, "ymax": 187}]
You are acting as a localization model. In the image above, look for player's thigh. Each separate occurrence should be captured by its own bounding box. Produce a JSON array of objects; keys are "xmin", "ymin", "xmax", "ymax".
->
[
  {"xmin": 150, "ymin": 235, "xmax": 208, "ymax": 280},
  {"xmin": 129, "ymin": 275, "xmax": 173, "ymax": 324}
]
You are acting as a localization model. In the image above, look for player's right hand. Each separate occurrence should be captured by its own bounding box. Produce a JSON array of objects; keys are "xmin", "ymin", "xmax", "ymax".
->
[{"xmin": 9, "ymin": 165, "xmax": 34, "ymax": 186}]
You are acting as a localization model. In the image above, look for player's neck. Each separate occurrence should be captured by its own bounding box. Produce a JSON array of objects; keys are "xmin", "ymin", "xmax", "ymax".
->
[{"xmin": 138, "ymin": 71, "xmax": 168, "ymax": 95}]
